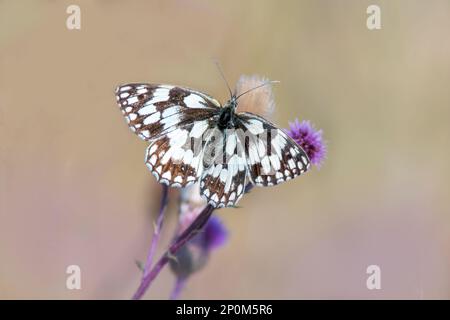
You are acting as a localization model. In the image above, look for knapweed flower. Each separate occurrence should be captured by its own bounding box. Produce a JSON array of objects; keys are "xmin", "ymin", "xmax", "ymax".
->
[
  {"xmin": 177, "ymin": 201, "xmax": 229, "ymax": 257},
  {"xmin": 286, "ymin": 119, "xmax": 326, "ymax": 167},
  {"xmin": 171, "ymin": 214, "xmax": 228, "ymax": 274},
  {"xmin": 191, "ymin": 215, "xmax": 228, "ymax": 252}
]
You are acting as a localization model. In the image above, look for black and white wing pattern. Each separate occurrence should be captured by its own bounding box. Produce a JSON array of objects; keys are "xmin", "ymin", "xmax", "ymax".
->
[
  {"xmin": 115, "ymin": 83, "xmax": 219, "ymax": 187},
  {"xmin": 115, "ymin": 83, "xmax": 220, "ymax": 141},
  {"xmin": 199, "ymin": 128, "xmax": 248, "ymax": 208},
  {"xmin": 144, "ymin": 120, "xmax": 213, "ymax": 187},
  {"xmin": 237, "ymin": 112, "xmax": 311, "ymax": 187},
  {"xmin": 115, "ymin": 83, "xmax": 311, "ymax": 208}
]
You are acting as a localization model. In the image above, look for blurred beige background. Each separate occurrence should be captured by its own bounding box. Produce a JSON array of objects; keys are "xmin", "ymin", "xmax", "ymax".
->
[{"xmin": 1, "ymin": 0, "xmax": 449, "ymax": 299}]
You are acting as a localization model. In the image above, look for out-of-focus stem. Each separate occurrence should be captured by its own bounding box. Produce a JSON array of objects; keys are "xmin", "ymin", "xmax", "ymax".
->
[
  {"xmin": 142, "ymin": 185, "xmax": 169, "ymax": 278},
  {"xmin": 169, "ymin": 277, "xmax": 187, "ymax": 300},
  {"xmin": 132, "ymin": 204, "xmax": 215, "ymax": 300}
]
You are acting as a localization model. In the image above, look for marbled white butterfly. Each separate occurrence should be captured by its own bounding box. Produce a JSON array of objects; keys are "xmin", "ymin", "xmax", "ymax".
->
[{"xmin": 115, "ymin": 81, "xmax": 310, "ymax": 208}]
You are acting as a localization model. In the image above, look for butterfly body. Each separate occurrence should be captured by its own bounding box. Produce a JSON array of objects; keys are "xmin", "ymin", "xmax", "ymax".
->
[
  {"xmin": 217, "ymin": 104, "xmax": 236, "ymax": 130},
  {"xmin": 116, "ymin": 83, "xmax": 310, "ymax": 208}
]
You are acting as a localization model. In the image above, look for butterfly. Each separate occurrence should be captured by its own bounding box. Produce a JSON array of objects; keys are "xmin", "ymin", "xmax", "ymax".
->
[{"xmin": 115, "ymin": 82, "xmax": 310, "ymax": 208}]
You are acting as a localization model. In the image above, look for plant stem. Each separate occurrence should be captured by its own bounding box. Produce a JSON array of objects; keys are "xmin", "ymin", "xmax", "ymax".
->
[
  {"xmin": 132, "ymin": 204, "xmax": 215, "ymax": 300},
  {"xmin": 142, "ymin": 185, "xmax": 169, "ymax": 278},
  {"xmin": 169, "ymin": 277, "xmax": 187, "ymax": 300}
]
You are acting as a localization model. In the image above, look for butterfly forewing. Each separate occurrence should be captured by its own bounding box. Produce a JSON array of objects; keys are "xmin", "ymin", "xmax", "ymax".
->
[
  {"xmin": 116, "ymin": 83, "xmax": 221, "ymax": 187},
  {"xmin": 115, "ymin": 83, "xmax": 221, "ymax": 141}
]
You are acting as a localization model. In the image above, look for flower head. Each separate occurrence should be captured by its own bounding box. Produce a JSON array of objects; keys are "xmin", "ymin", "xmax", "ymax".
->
[
  {"xmin": 178, "ymin": 203, "xmax": 229, "ymax": 253},
  {"xmin": 286, "ymin": 119, "xmax": 326, "ymax": 167},
  {"xmin": 192, "ymin": 215, "xmax": 228, "ymax": 252}
]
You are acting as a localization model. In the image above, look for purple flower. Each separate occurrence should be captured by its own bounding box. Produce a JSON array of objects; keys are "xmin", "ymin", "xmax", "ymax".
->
[
  {"xmin": 193, "ymin": 215, "xmax": 228, "ymax": 252},
  {"xmin": 170, "ymin": 211, "xmax": 228, "ymax": 280},
  {"xmin": 286, "ymin": 119, "xmax": 326, "ymax": 167}
]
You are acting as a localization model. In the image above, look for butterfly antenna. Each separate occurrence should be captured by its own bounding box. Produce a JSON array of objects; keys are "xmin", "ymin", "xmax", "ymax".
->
[
  {"xmin": 235, "ymin": 80, "xmax": 280, "ymax": 100},
  {"xmin": 213, "ymin": 60, "xmax": 233, "ymax": 98}
]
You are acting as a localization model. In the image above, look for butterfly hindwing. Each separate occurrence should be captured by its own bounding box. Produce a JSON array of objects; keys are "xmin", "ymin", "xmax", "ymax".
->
[
  {"xmin": 237, "ymin": 112, "xmax": 311, "ymax": 187},
  {"xmin": 199, "ymin": 128, "xmax": 248, "ymax": 207},
  {"xmin": 144, "ymin": 119, "xmax": 216, "ymax": 187}
]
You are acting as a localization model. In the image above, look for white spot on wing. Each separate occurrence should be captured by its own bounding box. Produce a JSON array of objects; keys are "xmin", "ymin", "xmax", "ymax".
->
[
  {"xmin": 190, "ymin": 120, "xmax": 209, "ymax": 138},
  {"xmin": 168, "ymin": 129, "xmax": 188, "ymax": 146},
  {"xmin": 138, "ymin": 104, "xmax": 156, "ymax": 116},
  {"xmin": 162, "ymin": 106, "xmax": 180, "ymax": 118},
  {"xmin": 269, "ymin": 154, "xmax": 281, "ymax": 171},
  {"xmin": 246, "ymin": 119, "xmax": 264, "ymax": 135},
  {"xmin": 301, "ymin": 156, "xmax": 308, "ymax": 165},
  {"xmin": 226, "ymin": 134, "xmax": 237, "ymax": 155},
  {"xmin": 184, "ymin": 94, "xmax": 206, "ymax": 108},
  {"xmin": 174, "ymin": 176, "xmax": 183, "ymax": 183},
  {"xmin": 127, "ymin": 96, "xmax": 139, "ymax": 104},
  {"xmin": 143, "ymin": 112, "xmax": 161, "ymax": 125},
  {"xmin": 212, "ymin": 165, "xmax": 222, "ymax": 178},
  {"xmin": 219, "ymin": 168, "xmax": 228, "ymax": 182},
  {"xmin": 183, "ymin": 150, "xmax": 193, "ymax": 164},
  {"xmin": 136, "ymin": 88, "xmax": 148, "ymax": 94},
  {"xmin": 153, "ymin": 88, "xmax": 170, "ymax": 98},
  {"xmin": 119, "ymin": 85, "xmax": 131, "ymax": 92},
  {"xmin": 149, "ymin": 144, "xmax": 157, "ymax": 155},
  {"xmin": 261, "ymin": 156, "xmax": 271, "ymax": 174},
  {"xmin": 172, "ymin": 147, "xmax": 185, "ymax": 161},
  {"xmin": 161, "ymin": 114, "xmax": 180, "ymax": 129},
  {"xmin": 288, "ymin": 159, "xmax": 296, "ymax": 169}
]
